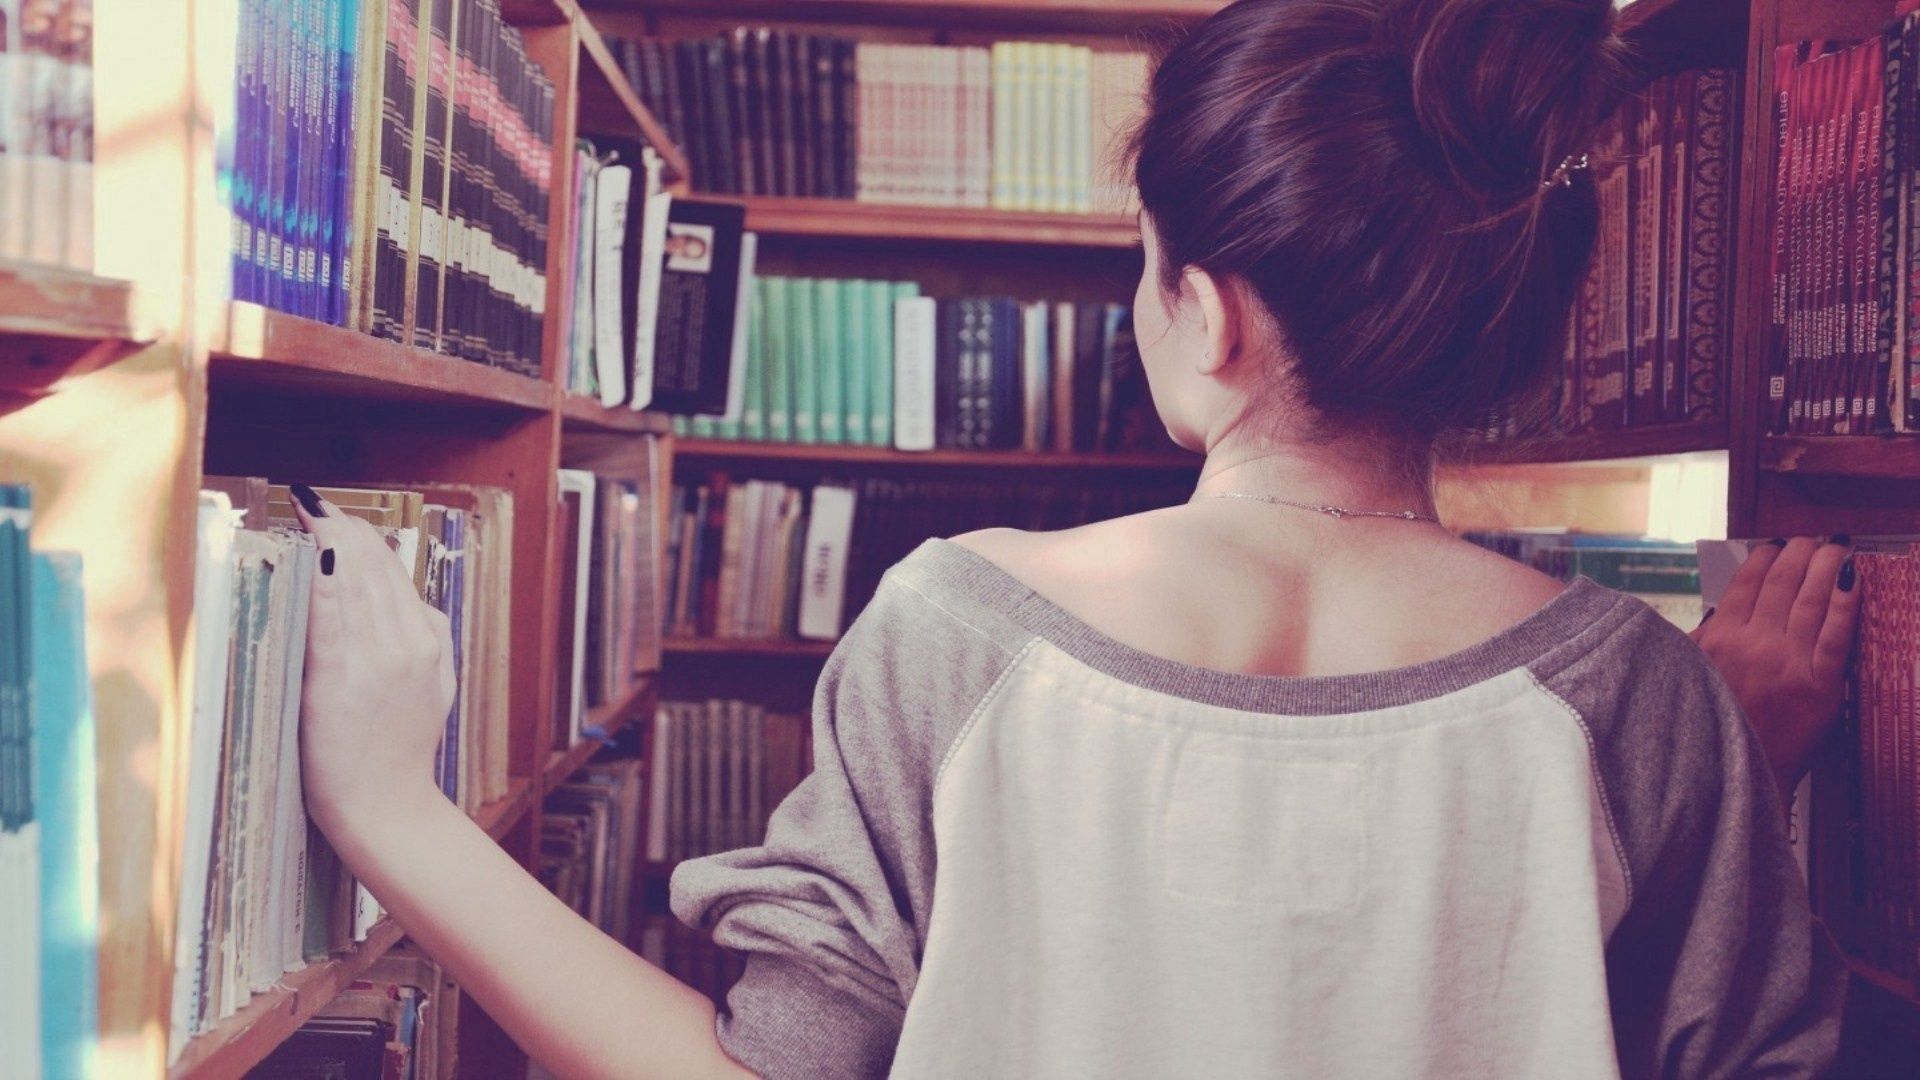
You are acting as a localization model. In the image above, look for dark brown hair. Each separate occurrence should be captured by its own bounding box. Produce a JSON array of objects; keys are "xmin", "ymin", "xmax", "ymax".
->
[{"xmin": 1134, "ymin": 0, "xmax": 1629, "ymax": 445}]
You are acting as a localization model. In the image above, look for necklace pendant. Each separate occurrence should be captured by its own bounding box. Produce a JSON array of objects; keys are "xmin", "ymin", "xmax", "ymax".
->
[{"xmin": 1324, "ymin": 506, "xmax": 1346, "ymax": 519}]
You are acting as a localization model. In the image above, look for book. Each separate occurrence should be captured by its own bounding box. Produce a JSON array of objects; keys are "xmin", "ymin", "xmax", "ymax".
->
[
  {"xmin": 642, "ymin": 197, "xmax": 749, "ymax": 417},
  {"xmin": 0, "ymin": 484, "xmax": 41, "ymax": 1079}
]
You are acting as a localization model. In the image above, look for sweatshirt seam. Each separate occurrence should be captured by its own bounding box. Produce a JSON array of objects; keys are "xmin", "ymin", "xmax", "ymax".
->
[
  {"xmin": 888, "ymin": 575, "xmax": 1025, "ymax": 659},
  {"xmin": 934, "ymin": 639, "xmax": 1041, "ymax": 793},
  {"xmin": 1526, "ymin": 667, "xmax": 1636, "ymax": 911}
]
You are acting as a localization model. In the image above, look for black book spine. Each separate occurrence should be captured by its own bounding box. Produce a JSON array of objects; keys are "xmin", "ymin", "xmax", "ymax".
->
[
  {"xmin": 935, "ymin": 298, "xmax": 959, "ymax": 449},
  {"xmin": 836, "ymin": 38, "xmax": 857, "ymax": 200},
  {"xmin": 673, "ymin": 39, "xmax": 709, "ymax": 192},
  {"xmin": 728, "ymin": 29, "xmax": 757, "ymax": 196},
  {"xmin": 812, "ymin": 35, "xmax": 836, "ymax": 199},
  {"xmin": 749, "ymin": 30, "xmax": 776, "ymax": 196},
  {"xmin": 705, "ymin": 38, "xmax": 737, "ymax": 194},
  {"xmin": 415, "ymin": 0, "xmax": 453, "ymax": 351},
  {"xmin": 787, "ymin": 34, "xmax": 813, "ymax": 197}
]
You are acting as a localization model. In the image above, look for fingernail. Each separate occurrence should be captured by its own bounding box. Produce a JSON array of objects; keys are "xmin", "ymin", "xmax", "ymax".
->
[
  {"xmin": 1697, "ymin": 607, "xmax": 1714, "ymax": 627},
  {"xmin": 1830, "ymin": 533, "xmax": 1852, "ymax": 547},
  {"xmin": 1768, "ymin": 537, "xmax": 1788, "ymax": 547},
  {"xmin": 291, "ymin": 483, "xmax": 327, "ymax": 517},
  {"xmin": 1839, "ymin": 557, "xmax": 1855, "ymax": 592},
  {"xmin": 320, "ymin": 548, "xmax": 335, "ymax": 576}
]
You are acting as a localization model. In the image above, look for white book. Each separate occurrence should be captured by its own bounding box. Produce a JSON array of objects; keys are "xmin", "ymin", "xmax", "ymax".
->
[
  {"xmin": 569, "ymin": 150, "xmax": 602, "ymax": 395},
  {"xmin": 557, "ymin": 469, "xmax": 597, "ymax": 740},
  {"xmin": 272, "ymin": 537, "xmax": 316, "ymax": 975},
  {"xmin": 170, "ymin": 494, "xmax": 240, "ymax": 1058},
  {"xmin": 1051, "ymin": 301, "xmax": 1076, "ymax": 453},
  {"xmin": 592, "ymin": 163, "xmax": 633, "ymax": 407},
  {"xmin": 244, "ymin": 533, "xmax": 298, "ymax": 995},
  {"xmin": 721, "ymin": 232, "xmax": 758, "ymax": 424},
  {"xmin": 1022, "ymin": 301, "xmax": 1050, "ymax": 452},
  {"xmin": 628, "ymin": 188, "xmax": 673, "ymax": 411},
  {"xmin": 797, "ymin": 485, "xmax": 858, "ymax": 641},
  {"xmin": 0, "ymin": 823, "xmax": 41, "ymax": 1080},
  {"xmin": 646, "ymin": 708, "xmax": 672, "ymax": 861},
  {"xmin": 892, "ymin": 296, "xmax": 938, "ymax": 451}
]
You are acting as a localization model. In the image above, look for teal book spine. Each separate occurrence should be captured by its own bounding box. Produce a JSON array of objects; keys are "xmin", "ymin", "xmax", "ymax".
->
[
  {"xmin": 765, "ymin": 277, "xmax": 792, "ymax": 442},
  {"xmin": 691, "ymin": 414, "xmax": 720, "ymax": 438},
  {"xmin": 32, "ymin": 551, "xmax": 96, "ymax": 1080},
  {"xmin": 843, "ymin": 282, "xmax": 870, "ymax": 446},
  {"xmin": 815, "ymin": 279, "xmax": 844, "ymax": 444},
  {"xmin": 1, "ymin": 484, "xmax": 31, "ymax": 835},
  {"xmin": 741, "ymin": 278, "xmax": 769, "ymax": 440},
  {"xmin": 791, "ymin": 278, "xmax": 819, "ymax": 444}
]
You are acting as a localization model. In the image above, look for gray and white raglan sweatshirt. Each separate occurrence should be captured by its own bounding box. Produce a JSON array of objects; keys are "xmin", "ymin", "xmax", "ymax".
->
[{"xmin": 671, "ymin": 539, "xmax": 1847, "ymax": 1079}]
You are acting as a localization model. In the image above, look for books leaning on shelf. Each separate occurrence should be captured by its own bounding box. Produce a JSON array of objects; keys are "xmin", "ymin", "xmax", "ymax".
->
[
  {"xmin": 675, "ymin": 279, "xmax": 1178, "ymax": 456},
  {"xmin": 554, "ymin": 457, "xmax": 664, "ymax": 749},
  {"xmin": 613, "ymin": 29, "xmax": 1148, "ymax": 215},
  {"xmin": 1, "ymin": 485, "xmax": 102, "ymax": 1080},
  {"xmin": 539, "ymin": 757, "xmax": 645, "ymax": 943},
  {"xmin": 170, "ymin": 479, "xmax": 513, "ymax": 1057},
  {"xmin": 1461, "ymin": 529, "xmax": 1705, "ymax": 628},
  {"xmin": 0, "ymin": 0, "xmax": 94, "ymax": 270},
  {"xmin": 252, "ymin": 948, "xmax": 460, "ymax": 1079},
  {"xmin": 205, "ymin": 0, "xmax": 554, "ymax": 375}
]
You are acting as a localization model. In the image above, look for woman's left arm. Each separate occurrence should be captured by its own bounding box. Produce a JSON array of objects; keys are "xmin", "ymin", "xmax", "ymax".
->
[{"xmin": 293, "ymin": 491, "xmax": 752, "ymax": 1080}]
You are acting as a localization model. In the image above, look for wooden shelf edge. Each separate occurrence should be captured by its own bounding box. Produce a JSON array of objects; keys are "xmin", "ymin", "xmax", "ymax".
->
[
  {"xmin": 168, "ymin": 918, "xmax": 407, "ymax": 1079},
  {"xmin": 665, "ymin": 636, "xmax": 836, "ymax": 657},
  {"xmin": 544, "ymin": 677, "xmax": 653, "ymax": 790},
  {"xmin": 209, "ymin": 303, "xmax": 556, "ymax": 412},
  {"xmin": 586, "ymin": 0, "xmax": 1223, "ymax": 32},
  {"xmin": 475, "ymin": 778, "xmax": 538, "ymax": 840},
  {"xmin": 739, "ymin": 196, "xmax": 1141, "ymax": 248},
  {"xmin": 1761, "ymin": 435, "xmax": 1920, "ymax": 480},
  {"xmin": 560, "ymin": 392, "xmax": 675, "ymax": 433},
  {"xmin": 0, "ymin": 261, "xmax": 146, "ymax": 340},
  {"xmin": 671, "ymin": 437, "xmax": 1201, "ymax": 471},
  {"xmin": 1457, "ymin": 421, "xmax": 1729, "ymax": 466},
  {"xmin": 572, "ymin": 3, "xmax": 691, "ymax": 180}
]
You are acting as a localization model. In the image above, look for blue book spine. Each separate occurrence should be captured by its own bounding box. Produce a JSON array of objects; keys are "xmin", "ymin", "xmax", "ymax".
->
[
  {"xmin": 232, "ymin": 0, "xmax": 261, "ymax": 302},
  {"xmin": 328, "ymin": 0, "xmax": 358, "ymax": 326},
  {"xmin": 32, "ymin": 552, "xmax": 96, "ymax": 1080},
  {"xmin": 439, "ymin": 510, "xmax": 465, "ymax": 802}
]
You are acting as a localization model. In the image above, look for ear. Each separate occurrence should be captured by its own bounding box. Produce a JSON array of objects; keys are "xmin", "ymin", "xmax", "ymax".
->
[{"xmin": 1182, "ymin": 267, "xmax": 1240, "ymax": 377}]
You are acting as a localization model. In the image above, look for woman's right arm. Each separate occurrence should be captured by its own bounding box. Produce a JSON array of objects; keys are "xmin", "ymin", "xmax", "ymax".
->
[{"xmin": 293, "ymin": 491, "xmax": 752, "ymax": 1080}]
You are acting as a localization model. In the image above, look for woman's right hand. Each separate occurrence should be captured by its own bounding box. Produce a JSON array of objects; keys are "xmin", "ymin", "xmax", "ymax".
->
[{"xmin": 288, "ymin": 483, "xmax": 457, "ymax": 837}]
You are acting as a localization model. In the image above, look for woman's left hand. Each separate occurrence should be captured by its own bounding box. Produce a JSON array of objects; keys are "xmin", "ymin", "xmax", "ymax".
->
[{"xmin": 1691, "ymin": 536, "xmax": 1859, "ymax": 808}]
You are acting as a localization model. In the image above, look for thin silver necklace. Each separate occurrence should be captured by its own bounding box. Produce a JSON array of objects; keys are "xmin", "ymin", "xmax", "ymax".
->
[{"xmin": 1203, "ymin": 491, "xmax": 1440, "ymax": 523}]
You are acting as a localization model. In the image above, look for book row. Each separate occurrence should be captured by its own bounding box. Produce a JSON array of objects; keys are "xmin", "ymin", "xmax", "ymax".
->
[
  {"xmin": 170, "ymin": 479, "xmax": 514, "ymax": 1057},
  {"xmin": 252, "ymin": 949, "xmax": 460, "ymax": 1079},
  {"xmin": 540, "ymin": 757, "xmax": 646, "ymax": 945},
  {"xmin": 615, "ymin": 30, "xmax": 1148, "ymax": 214},
  {"xmin": 0, "ymin": 486, "xmax": 99, "ymax": 1080},
  {"xmin": 560, "ymin": 137, "xmax": 755, "ymax": 415},
  {"xmin": 554, "ymin": 454, "xmax": 665, "ymax": 752},
  {"xmin": 210, "ymin": 0, "xmax": 555, "ymax": 375},
  {"xmin": 1477, "ymin": 65, "xmax": 1745, "ymax": 445},
  {"xmin": 673, "ymin": 280, "xmax": 1176, "ymax": 456},
  {"xmin": 0, "ymin": 0, "xmax": 94, "ymax": 271},
  {"xmin": 1767, "ymin": 15, "xmax": 1920, "ymax": 434},
  {"xmin": 648, "ymin": 698, "xmax": 810, "ymax": 864},
  {"xmin": 1460, "ymin": 529, "xmax": 1706, "ymax": 629}
]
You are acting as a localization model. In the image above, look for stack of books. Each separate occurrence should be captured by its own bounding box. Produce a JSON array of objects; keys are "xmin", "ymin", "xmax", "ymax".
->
[
  {"xmin": 0, "ymin": 0, "xmax": 94, "ymax": 270},
  {"xmin": 678, "ymin": 279, "xmax": 1178, "ymax": 456},
  {"xmin": 615, "ymin": 30, "xmax": 1149, "ymax": 214},
  {"xmin": 554, "ymin": 454, "xmax": 665, "ymax": 748},
  {"xmin": 540, "ymin": 758, "xmax": 646, "ymax": 944},
  {"xmin": 1765, "ymin": 12, "xmax": 1920, "ymax": 435},
  {"xmin": 208, "ymin": 0, "xmax": 555, "ymax": 375},
  {"xmin": 170, "ymin": 479, "xmax": 514, "ymax": 1056},
  {"xmin": 0, "ymin": 485, "xmax": 100, "ymax": 1080},
  {"xmin": 252, "ymin": 950, "xmax": 459, "ymax": 1079},
  {"xmin": 1461, "ymin": 529, "xmax": 1704, "ymax": 628}
]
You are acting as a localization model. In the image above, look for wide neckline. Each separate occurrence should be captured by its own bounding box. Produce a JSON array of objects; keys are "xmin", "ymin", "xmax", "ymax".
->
[{"xmin": 915, "ymin": 537, "xmax": 1631, "ymax": 716}]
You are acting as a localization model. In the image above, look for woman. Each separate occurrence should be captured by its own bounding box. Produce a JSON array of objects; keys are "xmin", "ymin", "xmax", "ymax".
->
[{"xmin": 289, "ymin": 0, "xmax": 1855, "ymax": 1075}]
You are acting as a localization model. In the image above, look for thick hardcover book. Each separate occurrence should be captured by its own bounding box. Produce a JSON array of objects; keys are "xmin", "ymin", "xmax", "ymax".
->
[
  {"xmin": 789, "ymin": 35, "xmax": 816, "ymax": 197},
  {"xmin": 1884, "ymin": 18, "xmax": 1913, "ymax": 432},
  {"xmin": 369, "ymin": 0, "xmax": 422, "ymax": 341},
  {"xmin": 894, "ymin": 294, "xmax": 938, "ymax": 451},
  {"xmin": 1684, "ymin": 67, "xmax": 1737, "ymax": 423},
  {"xmin": 1586, "ymin": 114, "xmax": 1629, "ymax": 429},
  {"xmin": 411, "ymin": 0, "xmax": 457, "ymax": 351},
  {"xmin": 764, "ymin": 277, "xmax": 793, "ymax": 441},
  {"xmin": 704, "ymin": 38, "xmax": 737, "ymax": 195},
  {"xmin": 768, "ymin": 32, "xmax": 796, "ymax": 197},
  {"xmin": 748, "ymin": 30, "xmax": 777, "ymax": 197},
  {"xmin": 727, "ymin": 30, "xmax": 756, "ymax": 196},
  {"xmin": 814, "ymin": 279, "xmax": 843, "ymax": 442},
  {"xmin": 1627, "ymin": 89, "xmax": 1663, "ymax": 426},
  {"xmin": 1769, "ymin": 44, "xmax": 1800, "ymax": 433},
  {"xmin": 990, "ymin": 296, "xmax": 1021, "ymax": 448},
  {"xmin": 812, "ymin": 34, "xmax": 837, "ymax": 199},
  {"xmin": 836, "ymin": 38, "xmax": 858, "ymax": 200},
  {"xmin": 791, "ymin": 278, "xmax": 818, "ymax": 442}
]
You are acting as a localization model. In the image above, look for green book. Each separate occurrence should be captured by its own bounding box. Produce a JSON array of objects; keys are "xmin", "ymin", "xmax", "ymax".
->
[
  {"xmin": 691, "ymin": 414, "xmax": 720, "ymax": 438},
  {"xmin": 741, "ymin": 278, "xmax": 768, "ymax": 441},
  {"xmin": 874, "ymin": 280, "xmax": 918, "ymax": 448},
  {"xmin": 1069, "ymin": 47, "xmax": 1091, "ymax": 213},
  {"xmin": 790, "ymin": 278, "xmax": 819, "ymax": 444},
  {"xmin": 843, "ymin": 282, "xmax": 870, "ymax": 446},
  {"xmin": 1013, "ymin": 42, "xmax": 1037, "ymax": 211},
  {"xmin": 765, "ymin": 277, "xmax": 792, "ymax": 442},
  {"xmin": 670, "ymin": 414, "xmax": 690, "ymax": 437},
  {"xmin": 815, "ymin": 279, "xmax": 844, "ymax": 444}
]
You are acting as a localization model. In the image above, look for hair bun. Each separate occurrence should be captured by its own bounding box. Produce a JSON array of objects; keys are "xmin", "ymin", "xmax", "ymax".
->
[{"xmin": 1397, "ymin": 0, "xmax": 1627, "ymax": 201}]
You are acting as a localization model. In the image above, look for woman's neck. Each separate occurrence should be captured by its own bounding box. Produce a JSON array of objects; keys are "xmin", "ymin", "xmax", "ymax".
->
[{"xmin": 1192, "ymin": 431, "xmax": 1439, "ymax": 519}]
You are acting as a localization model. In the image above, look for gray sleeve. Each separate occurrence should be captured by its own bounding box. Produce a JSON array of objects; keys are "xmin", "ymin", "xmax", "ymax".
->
[
  {"xmin": 669, "ymin": 564, "xmax": 1027, "ymax": 1079},
  {"xmin": 1536, "ymin": 604, "xmax": 1846, "ymax": 1079}
]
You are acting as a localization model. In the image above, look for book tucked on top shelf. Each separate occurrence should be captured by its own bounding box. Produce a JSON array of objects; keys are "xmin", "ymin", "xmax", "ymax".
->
[
  {"xmin": 553, "ymin": 451, "xmax": 664, "ymax": 751},
  {"xmin": 639, "ymin": 697, "xmax": 810, "ymax": 1006},
  {"xmin": 665, "ymin": 471, "xmax": 1192, "ymax": 645},
  {"xmin": 170, "ymin": 479, "xmax": 513, "ymax": 1061},
  {"xmin": 673, "ymin": 277, "xmax": 1177, "ymax": 457},
  {"xmin": 614, "ymin": 29, "xmax": 1149, "ymax": 215},
  {"xmin": 559, "ymin": 135, "xmax": 755, "ymax": 414},
  {"xmin": 205, "ymin": 0, "xmax": 554, "ymax": 375},
  {"xmin": 1, "ymin": 484, "xmax": 101, "ymax": 1080},
  {"xmin": 0, "ymin": 0, "xmax": 94, "ymax": 271},
  {"xmin": 251, "ymin": 948, "xmax": 460, "ymax": 1079},
  {"xmin": 1479, "ymin": 64, "xmax": 1740, "ymax": 444},
  {"xmin": 1765, "ymin": 10, "xmax": 1920, "ymax": 435}
]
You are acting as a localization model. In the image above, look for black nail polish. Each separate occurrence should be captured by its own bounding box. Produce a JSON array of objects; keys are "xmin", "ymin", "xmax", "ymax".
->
[
  {"xmin": 1768, "ymin": 537, "xmax": 1788, "ymax": 548},
  {"xmin": 320, "ymin": 548, "xmax": 335, "ymax": 575},
  {"xmin": 1697, "ymin": 607, "xmax": 1715, "ymax": 627},
  {"xmin": 290, "ymin": 483, "xmax": 327, "ymax": 517},
  {"xmin": 1830, "ymin": 533, "xmax": 1852, "ymax": 547},
  {"xmin": 1839, "ymin": 557, "xmax": 1855, "ymax": 592}
]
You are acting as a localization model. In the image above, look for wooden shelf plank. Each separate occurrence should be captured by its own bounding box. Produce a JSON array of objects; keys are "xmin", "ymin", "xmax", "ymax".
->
[
  {"xmin": 571, "ymin": 1, "xmax": 691, "ymax": 180},
  {"xmin": 209, "ymin": 303, "xmax": 555, "ymax": 411},
  {"xmin": 168, "ymin": 919, "xmax": 407, "ymax": 1079},
  {"xmin": 0, "ymin": 262, "xmax": 150, "ymax": 395},
  {"xmin": 1761, "ymin": 436, "xmax": 1920, "ymax": 480},
  {"xmin": 545, "ymin": 677, "xmax": 653, "ymax": 790},
  {"xmin": 589, "ymin": 0, "xmax": 1224, "ymax": 32},
  {"xmin": 671, "ymin": 437, "xmax": 1201, "ymax": 472},
  {"xmin": 1460, "ymin": 421, "xmax": 1728, "ymax": 466},
  {"xmin": 740, "ymin": 196, "xmax": 1141, "ymax": 248},
  {"xmin": 475, "ymin": 778, "xmax": 538, "ymax": 840},
  {"xmin": 561, "ymin": 392, "xmax": 675, "ymax": 433},
  {"xmin": 665, "ymin": 636, "xmax": 836, "ymax": 658}
]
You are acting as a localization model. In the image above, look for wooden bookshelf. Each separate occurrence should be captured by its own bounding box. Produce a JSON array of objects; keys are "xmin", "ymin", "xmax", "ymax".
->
[
  {"xmin": 0, "ymin": 262, "xmax": 149, "ymax": 397},
  {"xmin": 588, "ymin": 0, "xmax": 1223, "ymax": 33},
  {"xmin": 544, "ymin": 677, "xmax": 655, "ymax": 789},
  {"xmin": 1759, "ymin": 436, "xmax": 1920, "ymax": 479},
  {"xmin": 477, "ymin": 779, "xmax": 540, "ymax": 841},
  {"xmin": 560, "ymin": 392, "xmax": 676, "ymax": 433},
  {"xmin": 168, "ymin": 918, "xmax": 408, "ymax": 1080},
  {"xmin": 569, "ymin": 1, "xmax": 691, "ymax": 178},
  {"xmin": 665, "ymin": 636, "xmax": 837, "ymax": 658},
  {"xmin": 671, "ymin": 437, "xmax": 1201, "ymax": 472},
  {"xmin": 739, "ymin": 196, "xmax": 1140, "ymax": 248},
  {"xmin": 1467, "ymin": 421, "xmax": 1729, "ymax": 467}
]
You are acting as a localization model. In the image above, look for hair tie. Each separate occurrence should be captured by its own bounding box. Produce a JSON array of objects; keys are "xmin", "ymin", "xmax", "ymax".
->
[{"xmin": 1541, "ymin": 153, "xmax": 1591, "ymax": 190}]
